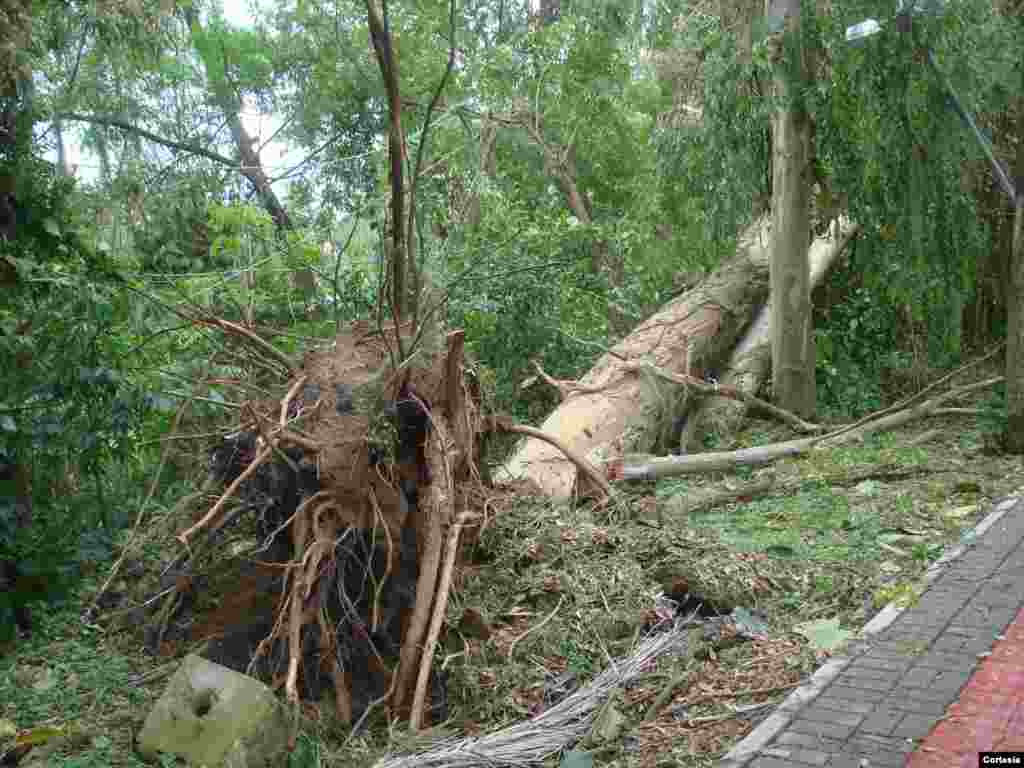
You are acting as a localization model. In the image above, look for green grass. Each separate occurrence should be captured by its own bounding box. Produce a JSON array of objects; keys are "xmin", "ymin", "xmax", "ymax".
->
[
  {"xmin": 0, "ymin": 594, "xmax": 155, "ymax": 767},
  {"xmin": 686, "ymin": 483, "xmax": 880, "ymax": 561}
]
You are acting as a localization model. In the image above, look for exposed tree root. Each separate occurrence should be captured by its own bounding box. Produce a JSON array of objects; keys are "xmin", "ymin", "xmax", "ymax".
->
[
  {"xmin": 177, "ymin": 376, "xmax": 309, "ymax": 546},
  {"xmin": 394, "ymin": 408, "xmax": 453, "ymax": 719},
  {"xmin": 411, "ymin": 508, "xmax": 474, "ymax": 731}
]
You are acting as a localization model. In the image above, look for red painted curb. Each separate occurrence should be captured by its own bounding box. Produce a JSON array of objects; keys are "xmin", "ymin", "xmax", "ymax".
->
[{"xmin": 905, "ymin": 606, "xmax": 1024, "ymax": 766}]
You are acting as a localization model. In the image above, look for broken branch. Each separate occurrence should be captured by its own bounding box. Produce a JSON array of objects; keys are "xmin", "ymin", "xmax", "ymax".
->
[
  {"xmin": 609, "ymin": 378, "xmax": 1004, "ymax": 482},
  {"xmin": 488, "ymin": 416, "xmax": 612, "ymax": 499}
]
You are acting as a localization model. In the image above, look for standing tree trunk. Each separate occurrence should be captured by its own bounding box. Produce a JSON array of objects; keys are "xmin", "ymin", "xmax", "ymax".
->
[
  {"xmin": 767, "ymin": 0, "xmax": 815, "ymax": 418},
  {"xmin": 367, "ymin": 0, "xmax": 407, "ymax": 325},
  {"xmin": 681, "ymin": 218, "xmax": 859, "ymax": 452}
]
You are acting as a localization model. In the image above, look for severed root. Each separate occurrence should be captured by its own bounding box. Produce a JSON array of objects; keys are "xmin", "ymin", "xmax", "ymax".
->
[
  {"xmin": 393, "ymin": 408, "xmax": 452, "ymax": 719},
  {"xmin": 409, "ymin": 509, "xmax": 474, "ymax": 730}
]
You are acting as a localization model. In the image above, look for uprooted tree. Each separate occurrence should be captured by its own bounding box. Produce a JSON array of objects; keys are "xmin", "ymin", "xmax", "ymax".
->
[
  {"xmin": 117, "ymin": 199, "xmax": 1009, "ymax": 745},
  {"xmin": 81, "ymin": 0, "xmax": 1020, "ymax": 752},
  {"xmin": 175, "ymin": 321, "xmax": 483, "ymax": 730},
  {"xmin": 93, "ymin": 0, "xmax": 485, "ymax": 734}
]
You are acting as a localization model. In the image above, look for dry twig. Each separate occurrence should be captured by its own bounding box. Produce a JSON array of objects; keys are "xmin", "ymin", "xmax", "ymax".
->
[{"xmin": 507, "ymin": 595, "xmax": 565, "ymax": 659}]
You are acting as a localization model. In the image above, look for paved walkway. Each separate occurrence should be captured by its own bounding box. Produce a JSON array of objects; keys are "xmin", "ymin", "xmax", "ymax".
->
[{"xmin": 720, "ymin": 491, "xmax": 1024, "ymax": 768}]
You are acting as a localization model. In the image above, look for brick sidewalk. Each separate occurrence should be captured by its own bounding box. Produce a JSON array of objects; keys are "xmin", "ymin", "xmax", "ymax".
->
[
  {"xmin": 905, "ymin": 606, "xmax": 1024, "ymax": 766},
  {"xmin": 720, "ymin": 492, "xmax": 1024, "ymax": 768}
]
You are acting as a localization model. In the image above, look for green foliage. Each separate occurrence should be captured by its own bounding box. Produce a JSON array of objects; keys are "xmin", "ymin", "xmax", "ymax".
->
[
  {"xmin": 815, "ymin": 279, "xmax": 893, "ymax": 416},
  {"xmin": 657, "ymin": 13, "xmax": 772, "ymax": 263},
  {"xmin": 809, "ymin": 0, "xmax": 1016, "ymax": 378},
  {"xmin": 667, "ymin": 0, "xmax": 1019, "ymax": 419},
  {"xmin": 446, "ymin": 222, "xmax": 603, "ymax": 421},
  {"xmin": 0, "ymin": 132, "xmax": 158, "ymax": 626},
  {"xmin": 793, "ymin": 617, "xmax": 853, "ymax": 653},
  {"xmin": 133, "ymin": 179, "xmax": 225, "ymax": 273}
]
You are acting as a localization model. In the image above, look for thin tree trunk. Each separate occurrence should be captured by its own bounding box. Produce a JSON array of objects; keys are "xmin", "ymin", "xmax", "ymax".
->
[
  {"xmin": 367, "ymin": 0, "xmax": 407, "ymax": 324},
  {"xmin": 768, "ymin": 0, "xmax": 815, "ymax": 418}
]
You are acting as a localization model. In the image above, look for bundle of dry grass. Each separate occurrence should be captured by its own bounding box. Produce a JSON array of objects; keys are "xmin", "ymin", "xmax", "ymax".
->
[{"xmin": 372, "ymin": 621, "xmax": 696, "ymax": 768}]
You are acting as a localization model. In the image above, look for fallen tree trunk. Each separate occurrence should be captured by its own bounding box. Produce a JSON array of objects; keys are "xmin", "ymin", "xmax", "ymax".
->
[
  {"xmin": 498, "ymin": 217, "xmax": 774, "ymax": 498},
  {"xmin": 607, "ymin": 377, "xmax": 1003, "ymax": 482},
  {"xmin": 680, "ymin": 218, "xmax": 859, "ymax": 452}
]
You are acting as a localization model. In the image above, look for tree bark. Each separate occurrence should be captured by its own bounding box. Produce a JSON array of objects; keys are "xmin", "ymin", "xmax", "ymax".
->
[
  {"xmin": 767, "ymin": 0, "xmax": 815, "ymax": 418},
  {"xmin": 498, "ymin": 217, "xmax": 773, "ymax": 498},
  {"xmin": 366, "ymin": 0, "xmax": 407, "ymax": 324},
  {"xmin": 681, "ymin": 219, "xmax": 858, "ymax": 451},
  {"xmin": 227, "ymin": 112, "xmax": 292, "ymax": 231}
]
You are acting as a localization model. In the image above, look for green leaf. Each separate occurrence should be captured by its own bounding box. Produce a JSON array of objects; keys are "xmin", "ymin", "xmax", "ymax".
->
[
  {"xmin": 42, "ymin": 217, "xmax": 61, "ymax": 238},
  {"xmin": 793, "ymin": 618, "xmax": 852, "ymax": 653}
]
